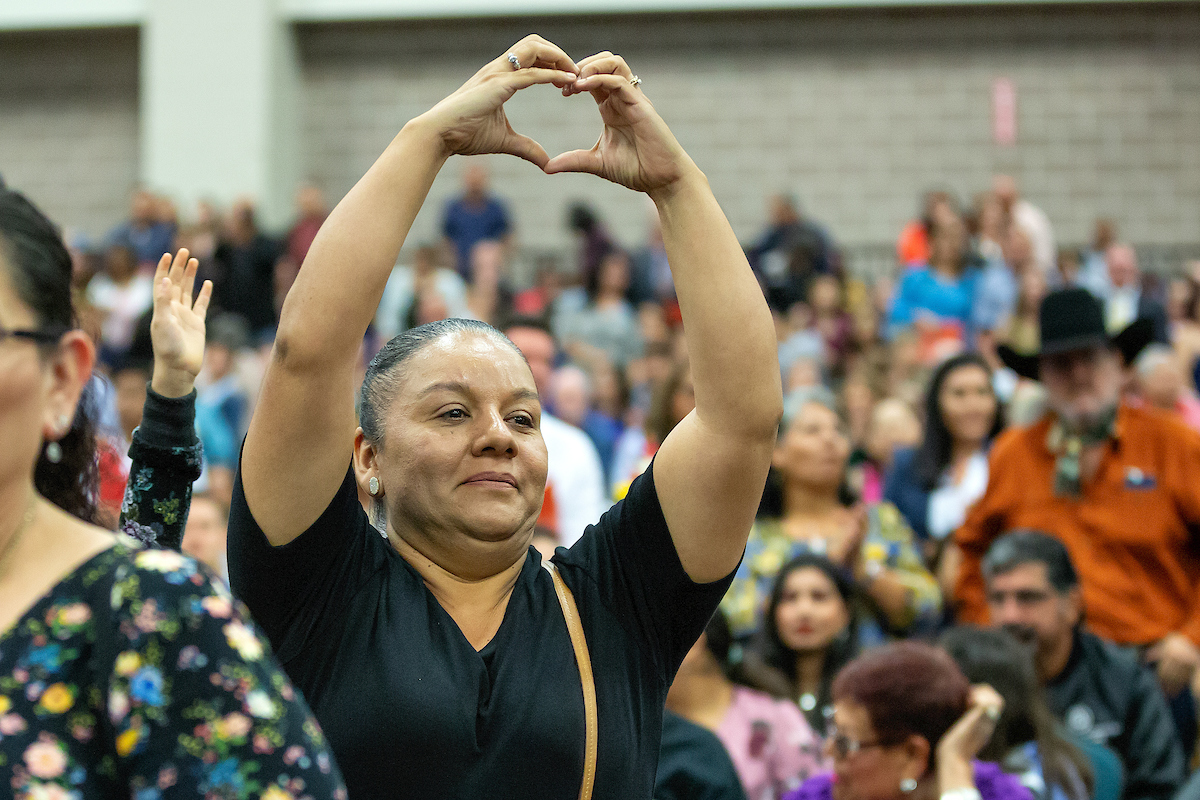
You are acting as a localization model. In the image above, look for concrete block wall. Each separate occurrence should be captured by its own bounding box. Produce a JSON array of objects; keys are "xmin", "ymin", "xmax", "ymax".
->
[
  {"xmin": 0, "ymin": 28, "xmax": 140, "ymax": 241},
  {"xmin": 2, "ymin": 5, "xmax": 1197, "ymax": 271},
  {"xmin": 299, "ymin": 4, "xmax": 1200, "ymax": 273}
]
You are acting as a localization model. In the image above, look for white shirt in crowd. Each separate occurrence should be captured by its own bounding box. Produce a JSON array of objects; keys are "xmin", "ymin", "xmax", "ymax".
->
[{"xmin": 541, "ymin": 412, "xmax": 607, "ymax": 548}]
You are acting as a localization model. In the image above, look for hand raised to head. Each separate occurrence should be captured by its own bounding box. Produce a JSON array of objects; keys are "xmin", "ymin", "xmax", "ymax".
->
[
  {"xmin": 149, "ymin": 248, "xmax": 212, "ymax": 398},
  {"xmin": 544, "ymin": 52, "xmax": 698, "ymax": 198},
  {"xmin": 423, "ymin": 35, "xmax": 578, "ymax": 168}
]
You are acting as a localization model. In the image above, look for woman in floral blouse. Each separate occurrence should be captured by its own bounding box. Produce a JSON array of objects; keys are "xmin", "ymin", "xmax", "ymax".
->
[
  {"xmin": 720, "ymin": 386, "xmax": 941, "ymax": 646},
  {"xmin": 0, "ymin": 190, "xmax": 344, "ymax": 800}
]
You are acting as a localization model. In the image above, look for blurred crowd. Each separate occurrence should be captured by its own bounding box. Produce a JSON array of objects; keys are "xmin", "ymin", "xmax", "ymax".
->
[{"xmin": 67, "ymin": 167, "xmax": 1200, "ymax": 800}]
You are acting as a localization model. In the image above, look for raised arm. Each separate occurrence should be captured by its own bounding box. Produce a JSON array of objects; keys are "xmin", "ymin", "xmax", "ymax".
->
[
  {"xmin": 546, "ymin": 54, "xmax": 782, "ymax": 583},
  {"xmin": 242, "ymin": 37, "xmax": 578, "ymax": 545},
  {"xmin": 120, "ymin": 249, "xmax": 210, "ymax": 549}
]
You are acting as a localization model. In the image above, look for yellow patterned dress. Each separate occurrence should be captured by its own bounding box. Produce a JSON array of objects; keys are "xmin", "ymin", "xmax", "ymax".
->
[{"xmin": 720, "ymin": 503, "xmax": 942, "ymax": 645}]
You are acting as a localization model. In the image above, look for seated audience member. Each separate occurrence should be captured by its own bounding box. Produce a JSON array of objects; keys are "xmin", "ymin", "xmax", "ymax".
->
[
  {"xmin": 630, "ymin": 203, "xmax": 676, "ymax": 306},
  {"xmin": 657, "ymin": 711, "xmax": 750, "ymax": 800},
  {"xmin": 106, "ymin": 188, "xmax": 177, "ymax": 266},
  {"xmin": 887, "ymin": 212, "xmax": 979, "ymax": 361},
  {"xmin": 981, "ymin": 532, "xmax": 1186, "ymax": 800},
  {"xmin": 954, "ymin": 289, "xmax": 1200, "ymax": 741},
  {"xmin": 197, "ymin": 312, "xmax": 251, "ymax": 441},
  {"xmin": 611, "ymin": 356, "xmax": 694, "ymax": 498},
  {"xmin": 782, "ymin": 642, "xmax": 1028, "ymax": 800},
  {"xmin": 441, "ymin": 162, "xmax": 512, "ymax": 280},
  {"xmin": 1100, "ymin": 245, "xmax": 1169, "ymax": 344},
  {"xmin": 182, "ymin": 492, "xmax": 230, "ymax": 581},
  {"xmin": 210, "ymin": 199, "xmax": 281, "ymax": 340},
  {"xmin": 940, "ymin": 627, "xmax": 1100, "ymax": 800},
  {"xmin": 1170, "ymin": 276, "xmax": 1200, "ymax": 392},
  {"xmin": 550, "ymin": 363, "xmax": 622, "ymax": 486},
  {"xmin": 374, "ymin": 244, "xmax": 472, "ymax": 341},
  {"xmin": 1076, "ymin": 220, "xmax": 1117, "ymax": 299},
  {"xmin": 970, "ymin": 191, "xmax": 1006, "ymax": 264},
  {"xmin": 87, "ymin": 241, "xmax": 154, "ymax": 367},
  {"xmin": 749, "ymin": 193, "xmax": 834, "ymax": 314},
  {"xmin": 807, "ymin": 275, "xmax": 852, "ymax": 371},
  {"xmin": 993, "ymin": 175, "xmax": 1056, "ymax": 280},
  {"xmin": 886, "ymin": 354, "xmax": 1001, "ymax": 564},
  {"xmin": 558, "ymin": 247, "xmax": 644, "ymax": 371},
  {"xmin": 668, "ymin": 611, "xmax": 826, "ymax": 800},
  {"xmin": 896, "ymin": 191, "xmax": 957, "ymax": 268},
  {"xmin": 721, "ymin": 388, "xmax": 940, "ymax": 643},
  {"xmin": 999, "ymin": 267, "xmax": 1049, "ymax": 359},
  {"xmin": 503, "ymin": 321, "xmax": 607, "ymax": 546},
  {"xmin": 1133, "ymin": 345, "xmax": 1200, "ymax": 431},
  {"xmin": 853, "ymin": 397, "xmax": 921, "ymax": 505},
  {"xmin": 739, "ymin": 554, "xmax": 858, "ymax": 737}
]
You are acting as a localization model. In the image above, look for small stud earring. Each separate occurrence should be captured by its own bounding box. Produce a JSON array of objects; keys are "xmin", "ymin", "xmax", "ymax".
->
[
  {"xmin": 900, "ymin": 779, "xmax": 918, "ymax": 793},
  {"xmin": 368, "ymin": 477, "xmax": 380, "ymax": 496},
  {"xmin": 45, "ymin": 441, "xmax": 63, "ymax": 464}
]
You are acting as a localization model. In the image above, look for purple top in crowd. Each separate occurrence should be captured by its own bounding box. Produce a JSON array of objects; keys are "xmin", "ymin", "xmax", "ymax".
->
[{"xmin": 782, "ymin": 761, "xmax": 1034, "ymax": 800}]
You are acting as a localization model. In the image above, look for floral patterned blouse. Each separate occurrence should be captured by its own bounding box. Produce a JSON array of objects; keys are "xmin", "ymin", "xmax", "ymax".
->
[
  {"xmin": 0, "ymin": 544, "xmax": 345, "ymax": 800},
  {"xmin": 0, "ymin": 389, "xmax": 346, "ymax": 799},
  {"xmin": 719, "ymin": 504, "xmax": 942, "ymax": 644}
]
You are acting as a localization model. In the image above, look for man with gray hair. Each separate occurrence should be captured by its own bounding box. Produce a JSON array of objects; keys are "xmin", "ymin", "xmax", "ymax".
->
[
  {"xmin": 954, "ymin": 287, "xmax": 1200, "ymax": 752},
  {"xmin": 982, "ymin": 530, "xmax": 1185, "ymax": 800}
]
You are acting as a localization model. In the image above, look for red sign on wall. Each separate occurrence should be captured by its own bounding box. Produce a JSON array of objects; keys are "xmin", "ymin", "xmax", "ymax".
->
[{"xmin": 992, "ymin": 77, "xmax": 1017, "ymax": 146}]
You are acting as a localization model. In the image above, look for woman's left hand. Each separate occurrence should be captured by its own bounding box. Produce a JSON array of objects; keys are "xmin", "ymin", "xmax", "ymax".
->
[
  {"xmin": 545, "ymin": 53, "xmax": 697, "ymax": 198},
  {"xmin": 149, "ymin": 248, "xmax": 212, "ymax": 398},
  {"xmin": 936, "ymin": 684, "xmax": 1004, "ymax": 790}
]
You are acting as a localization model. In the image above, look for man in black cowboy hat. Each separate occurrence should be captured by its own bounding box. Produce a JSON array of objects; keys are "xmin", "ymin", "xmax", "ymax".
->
[{"xmin": 953, "ymin": 288, "xmax": 1200, "ymax": 737}]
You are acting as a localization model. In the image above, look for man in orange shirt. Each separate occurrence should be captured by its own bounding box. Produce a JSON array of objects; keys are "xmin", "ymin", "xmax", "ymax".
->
[{"xmin": 954, "ymin": 288, "xmax": 1200, "ymax": 716}]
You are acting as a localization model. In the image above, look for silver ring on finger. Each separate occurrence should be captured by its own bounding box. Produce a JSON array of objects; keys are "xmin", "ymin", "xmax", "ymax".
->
[
  {"xmin": 507, "ymin": 52, "xmax": 522, "ymax": 70},
  {"xmin": 629, "ymin": 75, "xmax": 642, "ymax": 87}
]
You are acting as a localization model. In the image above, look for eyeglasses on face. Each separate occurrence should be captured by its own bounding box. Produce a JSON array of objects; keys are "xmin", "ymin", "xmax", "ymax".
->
[
  {"xmin": 827, "ymin": 724, "xmax": 888, "ymax": 759},
  {"xmin": 0, "ymin": 325, "xmax": 68, "ymax": 346}
]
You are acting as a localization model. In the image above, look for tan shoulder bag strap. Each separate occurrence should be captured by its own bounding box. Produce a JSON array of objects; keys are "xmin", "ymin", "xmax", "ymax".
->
[{"xmin": 542, "ymin": 560, "xmax": 598, "ymax": 800}]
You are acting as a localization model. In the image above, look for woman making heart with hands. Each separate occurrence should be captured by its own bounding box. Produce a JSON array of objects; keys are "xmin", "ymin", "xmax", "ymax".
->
[{"xmin": 228, "ymin": 35, "xmax": 780, "ymax": 799}]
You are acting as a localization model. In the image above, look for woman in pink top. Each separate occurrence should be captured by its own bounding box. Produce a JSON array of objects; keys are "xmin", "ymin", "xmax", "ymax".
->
[{"xmin": 668, "ymin": 611, "xmax": 827, "ymax": 800}]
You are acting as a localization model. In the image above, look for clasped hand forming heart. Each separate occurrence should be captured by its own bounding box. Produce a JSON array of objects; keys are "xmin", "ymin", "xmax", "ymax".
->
[{"xmin": 422, "ymin": 34, "xmax": 696, "ymax": 201}]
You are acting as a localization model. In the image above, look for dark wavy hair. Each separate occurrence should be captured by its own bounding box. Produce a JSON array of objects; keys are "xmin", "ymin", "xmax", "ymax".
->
[
  {"xmin": 940, "ymin": 626, "xmax": 1093, "ymax": 800},
  {"xmin": 0, "ymin": 189, "xmax": 99, "ymax": 522},
  {"xmin": 913, "ymin": 352, "xmax": 1003, "ymax": 491},
  {"xmin": 742, "ymin": 554, "xmax": 857, "ymax": 733}
]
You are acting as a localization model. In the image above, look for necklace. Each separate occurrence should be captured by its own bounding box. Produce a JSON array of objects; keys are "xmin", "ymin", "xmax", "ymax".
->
[{"xmin": 0, "ymin": 493, "xmax": 37, "ymax": 575}]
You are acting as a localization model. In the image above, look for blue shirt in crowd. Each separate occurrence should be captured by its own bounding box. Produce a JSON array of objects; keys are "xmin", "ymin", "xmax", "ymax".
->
[
  {"xmin": 442, "ymin": 195, "xmax": 511, "ymax": 278},
  {"xmin": 888, "ymin": 264, "xmax": 979, "ymax": 339}
]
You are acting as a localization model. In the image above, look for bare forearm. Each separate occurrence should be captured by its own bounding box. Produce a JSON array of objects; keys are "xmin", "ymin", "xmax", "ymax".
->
[
  {"xmin": 275, "ymin": 118, "xmax": 448, "ymax": 367},
  {"xmin": 653, "ymin": 172, "xmax": 781, "ymax": 437}
]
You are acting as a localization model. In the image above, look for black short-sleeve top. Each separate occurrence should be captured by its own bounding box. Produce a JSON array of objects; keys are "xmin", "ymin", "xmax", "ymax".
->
[{"xmin": 227, "ymin": 459, "xmax": 735, "ymax": 800}]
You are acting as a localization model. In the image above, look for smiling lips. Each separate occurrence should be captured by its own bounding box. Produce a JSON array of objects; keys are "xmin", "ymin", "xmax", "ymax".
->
[{"xmin": 462, "ymin": 472, "xmax": 518, "ymax": 489}]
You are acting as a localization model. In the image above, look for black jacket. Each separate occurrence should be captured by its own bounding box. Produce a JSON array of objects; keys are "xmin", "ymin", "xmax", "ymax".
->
[{"xmin": 1044, "ymin": 629, "xmax": 1185, "ymax": 800}]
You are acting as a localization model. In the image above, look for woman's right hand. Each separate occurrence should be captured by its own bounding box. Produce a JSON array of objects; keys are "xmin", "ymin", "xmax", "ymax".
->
[
  {"xmin": 936, "ymin": 684, "xmax": 1004, "ymax": 791},
  {"xmin": 419, "ymin": 35, "xmax": 578, "ymax": 168},
  {"xmin": 149, "ymin": 248, "xmax": 212, "ymax": 398}
]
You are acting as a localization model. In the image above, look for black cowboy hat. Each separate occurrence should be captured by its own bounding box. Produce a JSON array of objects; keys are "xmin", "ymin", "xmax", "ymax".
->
[{"xmin": 998, "ymin": 287, "xmax": 1155, "ymax": 381}]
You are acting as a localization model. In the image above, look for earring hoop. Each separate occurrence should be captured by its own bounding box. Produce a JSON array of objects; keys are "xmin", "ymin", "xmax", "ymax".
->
[{"xmin": 368, "ymin": 476, "xmax": 380, "ymax": 497}]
